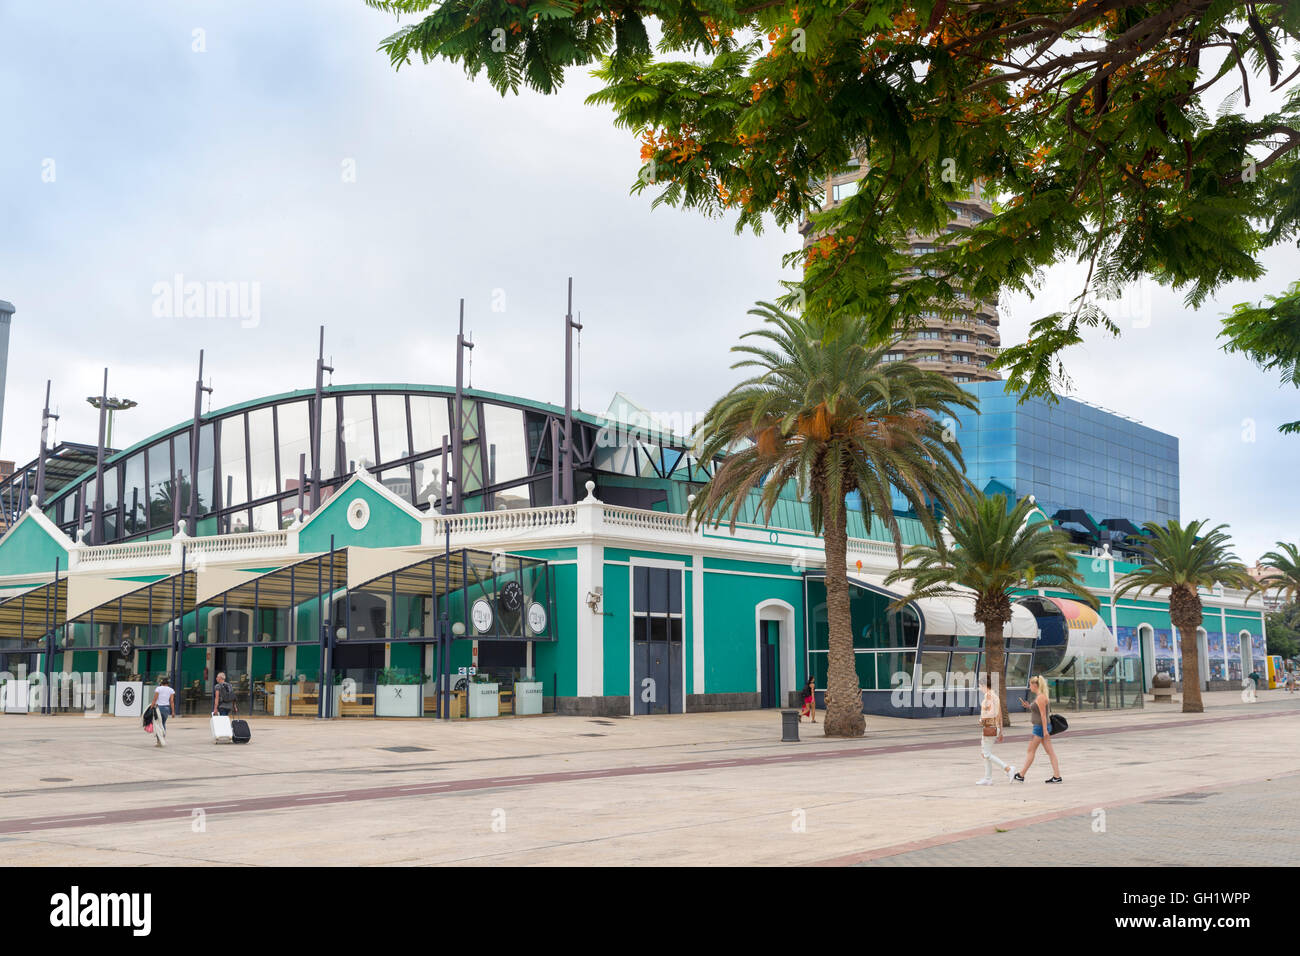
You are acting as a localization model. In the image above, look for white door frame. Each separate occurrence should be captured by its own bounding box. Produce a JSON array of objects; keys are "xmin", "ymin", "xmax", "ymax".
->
[
  {"xmin": 755, "ymin": 599, "xmax": 796, "ymax": 707},
  {"xmin": 1139, "ymin": 624, "xmax": 1155, "ymax": 691}
]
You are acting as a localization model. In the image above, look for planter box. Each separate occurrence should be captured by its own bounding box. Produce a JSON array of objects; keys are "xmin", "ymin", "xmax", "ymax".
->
[
  {"xmin": 467, "ymin": 682, "xmax": 500, "ymax": 719},
  {"xmin": 514, "ymin": 681, "xmax": 544, "ymax": 716},
  {"xmin": 376, "ymin": 684, "xmax": 422, "ymax": 717}
]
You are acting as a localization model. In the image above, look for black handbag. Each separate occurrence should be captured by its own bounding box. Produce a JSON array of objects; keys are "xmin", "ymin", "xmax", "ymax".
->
[{"xmin": 1049, "ymin": 713, "xmax": 1068, "ymax": 735}]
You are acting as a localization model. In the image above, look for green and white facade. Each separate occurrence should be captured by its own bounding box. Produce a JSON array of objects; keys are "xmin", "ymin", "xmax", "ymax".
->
[{"xmin": 0, "ymin": 385, "xmax": 1270, "ymax": 720}]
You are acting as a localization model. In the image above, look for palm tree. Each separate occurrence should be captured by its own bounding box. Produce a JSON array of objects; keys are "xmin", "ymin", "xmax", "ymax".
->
[
  {"xmin": 883, "ymin": 489, "xmax": 1097, "ymax": 722},
  {"xmin": 688, "ymin": 303, "xmax": 975, "ymax": 737},
  {"xmin": 1113, "ymin": 520, "xmax": 1253, "ymax": 713},
  {"xmin": 1256, "ymin": 542, "xmax": 1300, "ymax": 604}
]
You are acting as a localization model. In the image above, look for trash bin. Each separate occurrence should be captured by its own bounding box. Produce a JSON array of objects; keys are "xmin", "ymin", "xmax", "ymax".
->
[{"xmin": 781, "ymin": 709, "xmax": 800, "ymax": 742}]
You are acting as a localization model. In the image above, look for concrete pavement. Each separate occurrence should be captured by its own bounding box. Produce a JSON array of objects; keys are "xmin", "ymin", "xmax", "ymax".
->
[{"xmin": 1, "ymin": 689, "xmax": 1296, "ymax": 865}]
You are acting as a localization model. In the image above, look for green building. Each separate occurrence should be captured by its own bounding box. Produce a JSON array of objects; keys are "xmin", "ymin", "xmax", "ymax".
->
[{"xmin": 0, "ymin": 385, "xmax": 1269, "ymax": 720}]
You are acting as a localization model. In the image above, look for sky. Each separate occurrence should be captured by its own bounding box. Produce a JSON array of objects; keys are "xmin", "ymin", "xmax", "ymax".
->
[{"xmin": 0, "ymin": 1, "xmax": 1296, "ymax": 563}]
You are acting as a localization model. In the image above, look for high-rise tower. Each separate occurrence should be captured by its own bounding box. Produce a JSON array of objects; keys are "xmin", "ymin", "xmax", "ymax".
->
[{"xmin": 804, "ymin": 163, "xmax": 1002, "ymax": 383}]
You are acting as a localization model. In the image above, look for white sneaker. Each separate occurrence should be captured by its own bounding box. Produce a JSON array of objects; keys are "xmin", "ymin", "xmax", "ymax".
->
[
  {"xmin": 976, "ymin": 777, "xmax": 993, "ymax": 786},
  {"xmin": 1006, "ymin": 765, "xmax": 1016, "ymax": 783}
]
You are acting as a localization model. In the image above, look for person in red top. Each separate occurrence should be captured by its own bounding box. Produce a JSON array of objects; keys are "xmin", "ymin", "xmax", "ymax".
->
[{"xmin": 800, "ymin": 675, "xmax": 816, "ymax": 723}]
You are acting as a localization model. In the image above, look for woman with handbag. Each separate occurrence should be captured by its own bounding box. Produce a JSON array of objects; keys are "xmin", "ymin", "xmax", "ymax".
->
[
  {"xmin": 977, "ymin": 673, "xmax": 1015, "ymax": 785},
  {"xmin": 1014, "ymin": 675, "xmax": 1063, "ymax": 783}
]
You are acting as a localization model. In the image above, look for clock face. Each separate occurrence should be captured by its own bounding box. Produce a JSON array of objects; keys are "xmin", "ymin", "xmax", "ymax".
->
[
  {"xmin": 471, "ymin": 599, "xmax": 493, "ymax": 634},
  {"xmin": 527, "ymin": 602, "xmax": 547, "ymax": 635}
]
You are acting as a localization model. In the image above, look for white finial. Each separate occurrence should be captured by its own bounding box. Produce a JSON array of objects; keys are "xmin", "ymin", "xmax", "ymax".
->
[
  {"xmin": 28, "ymin": 495, "xmax": 38, "ymax": 512},
  {"xmin": 582, "ymin": 480, "xmax": 597, "ymax": 502},
  {"xmin": 292, "ymin": 507, "xmax": 303, "ymax": 526},
  {"xmin": 75, "ymin": 528, "xmax": 87, "ymax": 544},
  {"xmin": 687, "ymin": 494, "xmax": 696, "ymax": 505},
  {"xmin": 1027, "ymin": 494, "xmax": 1036, "ymax": 505}
]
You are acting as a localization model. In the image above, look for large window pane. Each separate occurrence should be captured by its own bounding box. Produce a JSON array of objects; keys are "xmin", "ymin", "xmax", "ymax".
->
[
  {"xmin": 408, "ymin": 395, "xmax": 450, "ymax": 458},
  {"xmin": 482, "ymin": 403, "xmax": 527, "ymax": 484},
  {"xmin": 101, "ymin": 466, "xmax": 120, "ymax": 541},
  {"xmin": 247, "ymin": 407, "xmax": 278, "ymax": 504},
  {"xmin": 412, "ymin": 454, "xmax": 445, "ymax": 509},
  {"xmin": 123, "ymin": 452, "xmax": 146, "ymax": 533},
  {"xmin": 196, "ymin": 422, "xmax": 215, "ymax": 516},
  {"xmin": 277, "ymin": 401, "xmax": 311, "ymax": 494},
  {"xmin": 341, "ymin": 395, "xmax": 377, "ymax": 472},
  {"xmin": 375, "ymin": 394, "xmax": 410, "ymax": 464},
  {"xmin": 147, "ymin": 441, "xmax": 173, "ymax": 529},
  {"xmin": 220, "ymin": 415, "xmax": 249, "ymax": 507}
]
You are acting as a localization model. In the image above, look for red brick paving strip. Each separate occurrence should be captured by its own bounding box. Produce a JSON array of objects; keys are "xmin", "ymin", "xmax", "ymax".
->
[{"xmin": 2, "ymin": 708, "xmax": 1295, "ymax": 836}]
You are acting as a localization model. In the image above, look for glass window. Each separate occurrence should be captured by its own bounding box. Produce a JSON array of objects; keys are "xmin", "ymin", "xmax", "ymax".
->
[
  {"xmin": 316, "ymin": 396, "xmax": 340, "ymax": 481},
  {"xmin": 409, "ymin": 395, "xmax": 451, "ymax": 459},
  {"xmin": 173, "ymin": 430, "xmax": 191, "ymax": 511},
  {"xmin": 220, "ymin": 415, "xmax": 249, "ymax": 508},
  {"xmin": 919, "ymin": 652, "xmax": 948, "ymax": 693},
  {"xmin": 123, "ymin": 452, "xmax": 146, "ymax": 534},
  {"xmin": 412, "ymin": 454, "xmax": 445, "ymax": 509},
  {"xmin": 247, "ymin": 407, "xmax": 278, "ymax": 503},
  {"xmin": 375, "ymin": 394, "xmax": 410, "ymax": 464},
  {"xmin": 341, "ymin": 395, "xmax": 377, "ymax": 471},
  {"xmin": 101, "ymin": 465, "xmax": 120, "ymax": 541},
  {"xmin": 277, "ymin": 401, "xmax": 311, "ymax": 494},
  {"xmin": 146, "ymin": 441, "xmax": 173, "ymax": 529},
  {"xmin": 482, "ymin": 404, "xmax": 528, "ymax": 485},
  {"xmin": 378, "ymin": 466, "xmax": 415, "ymax": 505},
  {"xmin": 195, "ymin": 423, "xmax": 215, "ymax": 516}
]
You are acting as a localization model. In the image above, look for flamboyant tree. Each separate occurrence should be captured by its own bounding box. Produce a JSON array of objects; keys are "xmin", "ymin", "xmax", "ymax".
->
[{"xmin": 365, "ymin": 0, "xmax": 1300, "ymax": 393}]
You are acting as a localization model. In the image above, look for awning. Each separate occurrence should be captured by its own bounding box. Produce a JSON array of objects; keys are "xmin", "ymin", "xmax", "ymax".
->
[
  {"xmin": 197, "ymin": 550, "xmax": 349, "ymax": 610},
  {"xmin": 0, "ymin": 579, "xmax": 67, "ymax": 641},
  {"xmin": 846, "ymin": 573, "xmax": 1038, "ymax": 639},
  {"xmin": 66, "ymin": 571, "xmax": 196, "ymax": 629}
]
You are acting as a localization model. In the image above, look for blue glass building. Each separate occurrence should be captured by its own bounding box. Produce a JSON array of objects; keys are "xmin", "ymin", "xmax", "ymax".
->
[{"xmin": 950, "ymin": 382, "xmax": 1179, "ymax": 532}]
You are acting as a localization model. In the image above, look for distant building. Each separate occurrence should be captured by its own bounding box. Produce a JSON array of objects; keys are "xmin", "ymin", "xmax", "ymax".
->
[
  {"xmin": 803, "ymin": 164, "xmax": 1001, "ymax": 383},
  {"xmin": 950, "ymin": 382, "xmax": 1180, "ymax": 552}
]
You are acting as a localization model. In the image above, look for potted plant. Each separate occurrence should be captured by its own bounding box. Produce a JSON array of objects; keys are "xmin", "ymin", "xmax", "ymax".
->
[{"xmin": 376, "ymin": 668, "xmax": 423, "ymax": 717}]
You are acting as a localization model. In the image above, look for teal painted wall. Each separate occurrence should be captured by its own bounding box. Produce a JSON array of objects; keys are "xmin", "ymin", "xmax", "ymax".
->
[
  {"xmin": 0, "ymin": 518, "xmax": 67, "ymax": 577},
  {"xmin": 701, "ymin": 568, "xmax": 804, "ymax": 694},
  {"xmin": 298, "ymin": 483, "xmax": 421, "ymax": 552},
  {"xmin": 602, "ymin": 558, "xmax": 631, "ymax": 696}
]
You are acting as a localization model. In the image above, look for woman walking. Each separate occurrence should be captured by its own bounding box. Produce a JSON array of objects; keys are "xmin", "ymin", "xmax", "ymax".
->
[
  {"xmin": 149, "ymin": 677, "xmax": 177, "ymax": 748},
  {"xmin": 800, "ymin": 675, "xmax": 817, "ymax": 723},
  {"xmin": 1014, "ymin": 675, "xmax": 1062, "ymax": 783},
  {"xmin": 977, "ymin": 673, "xmax": 1015, "ymax": 785}
]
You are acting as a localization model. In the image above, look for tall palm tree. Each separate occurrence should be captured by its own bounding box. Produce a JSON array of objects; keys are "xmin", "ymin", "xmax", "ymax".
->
[
  {"xmin": 1256, "ymin": 542, "xmax": 1300, "ymax": 604},
  {"xmin": 883, "ymin": 489, "xmax": 1097, "ymax": 722},
  {"xmin": 688, "ymin": 303, "xmax": 975, "ymax": 737},
  {"xmin": 1113, "ymin": 520, "xmax": 1253, "ymax": 714}
]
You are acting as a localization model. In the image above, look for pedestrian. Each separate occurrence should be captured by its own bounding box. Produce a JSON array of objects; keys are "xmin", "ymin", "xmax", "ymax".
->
[
  {"xmin": 212, "ymin": 671, "xmax": 237, "ymax": 717},
  {"xmin": 977, "ymin": 673, "xmax": 1015, "ymax": 785},
  {"xmin": 1013, "ymin": 675, "xmax": 1062, "ymax": 783},
  {"xmin": 150, "ymin": 677, "xmax": 178, "ymax": 745},
  {"xmin": 800, "ymin": 675, "xmax": 816, "ymax": 723}
]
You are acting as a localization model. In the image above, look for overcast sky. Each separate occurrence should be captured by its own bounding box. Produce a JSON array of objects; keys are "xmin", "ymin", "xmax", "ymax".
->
[{"xmin": 1, "ymin": 1, "xmax": 1296, "ymax": 562}]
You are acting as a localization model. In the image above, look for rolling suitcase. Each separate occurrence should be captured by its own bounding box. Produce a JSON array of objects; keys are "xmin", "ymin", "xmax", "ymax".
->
[
  {"xmin": 230, "ymin": 718, "xmax": 252, "ymax": 744},
  {"xmin": 210, "ymin": 714, "xmax": 233, "ymax": 744}
]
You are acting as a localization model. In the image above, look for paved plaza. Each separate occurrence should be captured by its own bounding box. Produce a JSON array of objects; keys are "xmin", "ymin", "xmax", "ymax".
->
[{"xmin": 1, "ymin": 690, "xmax": 1297, "ymax": 866}]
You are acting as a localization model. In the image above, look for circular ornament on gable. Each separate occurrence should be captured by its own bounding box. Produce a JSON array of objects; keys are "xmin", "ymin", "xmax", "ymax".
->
[{"xmin": 347, "ymin": 498, "xmax": 371, "ymax": 530}]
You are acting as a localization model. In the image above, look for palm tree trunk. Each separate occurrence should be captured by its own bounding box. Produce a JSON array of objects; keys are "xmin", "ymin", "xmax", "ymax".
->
[
  {"xmin": 1175, "ymin": 624, "xmax": 1204, "ymax": 713},
  {"xmin": 1170, "ymin": 585, "xmax": 1204, "ymax": 714},
  {"xmin": 983, "ymin": 621, "xmax": 1010, "ymax": 724},
  {"xmin": 822, "ymin": 494, "xmax": 865, "ymax": 737}
]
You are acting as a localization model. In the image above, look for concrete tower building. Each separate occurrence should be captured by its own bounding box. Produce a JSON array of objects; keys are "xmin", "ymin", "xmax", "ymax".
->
[{"xmin": 804, "ymin": 162, "xmax": 1002, "ymax": 383}]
